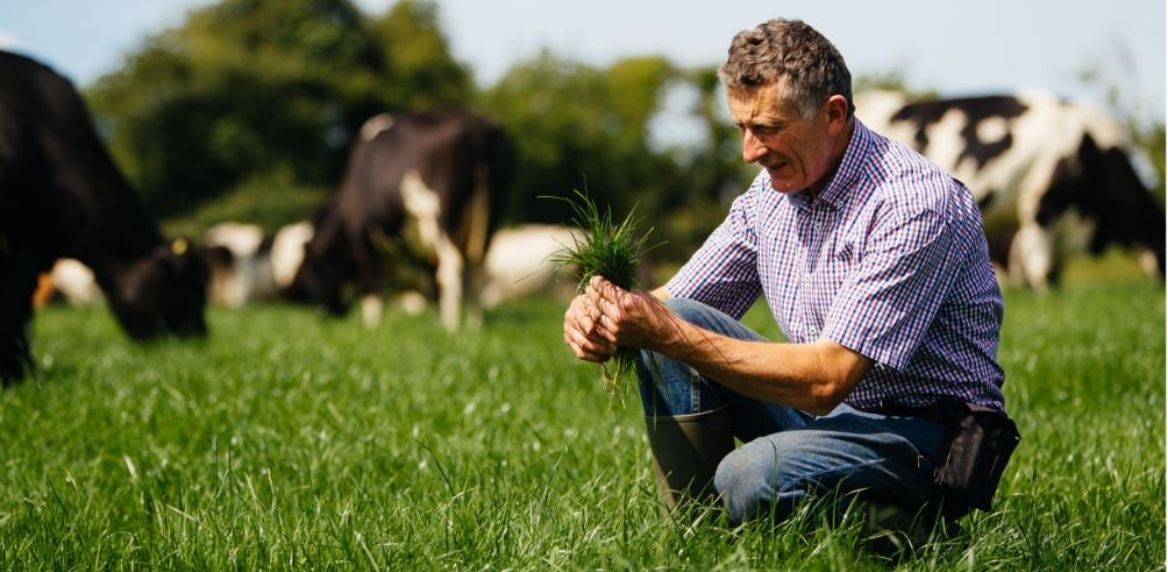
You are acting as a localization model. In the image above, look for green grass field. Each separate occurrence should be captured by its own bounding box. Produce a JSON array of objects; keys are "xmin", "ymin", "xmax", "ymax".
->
[{"xmin": 1, "ymin": 280, "xmax": 1163, "ymax": 570}]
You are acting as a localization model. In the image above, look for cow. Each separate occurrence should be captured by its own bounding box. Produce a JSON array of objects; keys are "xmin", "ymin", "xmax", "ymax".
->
[
  {"xmin": 288, "ymin": 110, "xmax": 514, "ymax": 330},
  {"xmin": 204, "ymin": 222, "xmax": 274, "ymax": 308},
  {"xmin": 854, "ymin": 90, "xmax": 1165, "ymax": 290},
  {"xmin": 268, "ymin": 220, "xmax": 314, "ymax": 293},
  {"xmin": 0, "ymin": 50, "xmax": 208, "ymax": 383},
  {"xmin": 203, "ymin": 220, "xmax": 314, "ymax": 308},
  {"xmin": 481, "ymin": 224, "xmax": 584, "ymax": 308}
]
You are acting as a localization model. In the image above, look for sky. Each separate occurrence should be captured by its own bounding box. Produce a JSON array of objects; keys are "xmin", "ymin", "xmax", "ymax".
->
[{"xmin": 2, "ymin": 0, "xmax": 1164, "ymax": 124}]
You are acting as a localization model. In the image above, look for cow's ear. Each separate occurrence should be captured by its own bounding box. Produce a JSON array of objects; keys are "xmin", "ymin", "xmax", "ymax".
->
[{"xmin": 161, "ymin": 236, "xmax": 208, "ymax": 275}]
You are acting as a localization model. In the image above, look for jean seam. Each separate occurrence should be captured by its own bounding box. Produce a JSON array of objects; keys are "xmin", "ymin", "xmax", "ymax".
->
[
  {"xmin": 689, "ymin": 367, "xmax": 701, "ymax": 411},
  {"xmin": 773, "ymin": 454, "xmax": 935, "ymax": 498}
]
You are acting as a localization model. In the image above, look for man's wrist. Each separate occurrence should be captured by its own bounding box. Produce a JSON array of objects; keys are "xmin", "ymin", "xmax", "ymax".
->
[{"xmin": 653, "ymin": 312, "xmax": 697, "ymax": 360}]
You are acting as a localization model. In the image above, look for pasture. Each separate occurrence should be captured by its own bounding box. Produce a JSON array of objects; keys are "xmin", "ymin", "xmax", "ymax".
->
[{"xmin": 0, "ymin": 279, "xmax": 1162, "ymax": 570}]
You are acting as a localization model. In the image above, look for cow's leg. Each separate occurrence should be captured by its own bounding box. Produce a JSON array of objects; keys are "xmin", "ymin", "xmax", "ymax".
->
[
  {"xmin": 1138, "ymin": 249, "xmax": 1162, "ymax": 282},
  {"xmin": 0, "ymin": 256, "xmax": 37, "ymax": 384},
  {"xmin": 463, "ymin": 259, "xmax": 485, "ymax": 329},
  {"xmin": 360, "ymin": 294, "xmax": 384, "ymax": 329},
  {"xmin": 354, "ymin": 228, "xmax": 385, "ymax": 329},
  {"xmin": 1010, "ymin": 224, "xmax": 1054, "ymax": 291},
  {"xmin": 434, "ymin": 233, "xmax": 464, "ymax": 331},
  {"xmin": 460, "ymin": 164, "xmax": 491, "ymax": 330}
]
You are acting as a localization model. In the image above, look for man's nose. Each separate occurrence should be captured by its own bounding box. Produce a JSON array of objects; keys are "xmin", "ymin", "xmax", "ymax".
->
[{"xmin": 741, "ymin": 129, "xmax": 767, "ymax": 164}]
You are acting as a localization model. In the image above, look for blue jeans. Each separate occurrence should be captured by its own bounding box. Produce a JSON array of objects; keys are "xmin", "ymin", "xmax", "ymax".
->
[{"xmin": 637, "ymin": 298, "xmax": 951, "ymax": 523}]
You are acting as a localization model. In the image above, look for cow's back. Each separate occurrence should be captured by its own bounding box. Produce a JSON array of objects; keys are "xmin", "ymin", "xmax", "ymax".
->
[
  {"xmin": 357, "ymin": 111, "xmax": 510, "ymax": 260},
  {"xmin": 0, "ymin": 50, "xmax": 163, "ymax": 269}
]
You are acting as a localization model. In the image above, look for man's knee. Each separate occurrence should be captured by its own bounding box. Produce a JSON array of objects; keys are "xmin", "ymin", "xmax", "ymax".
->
[
  {"xmin": 661, "ymin": 297, "xmax": 716, "ymax": 328},
  {"xmin": 716, "ymin": 438, "xmax": 792, "ymax": 522},
  {"xmin": 715, "ymin": 431, "xmax": 840, "ymax": 523}
]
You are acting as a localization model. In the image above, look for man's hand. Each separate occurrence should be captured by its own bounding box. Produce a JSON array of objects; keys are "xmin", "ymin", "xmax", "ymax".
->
[
  {"xmin": 563, "ymin": 285, "xmax": 617, "ymax": 363},
  {"xmin": 583, "ymin": 276, "xmax": 682, "ymax": 353},
  {"xmin": 563, "ymin": 276, "xmax": 679, "ymax": 363}
]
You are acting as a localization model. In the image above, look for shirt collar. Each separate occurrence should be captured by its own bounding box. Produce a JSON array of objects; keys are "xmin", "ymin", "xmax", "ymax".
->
[{"xmin": 787, "ymin": 118, "xmax": 874, "ymax": 211}]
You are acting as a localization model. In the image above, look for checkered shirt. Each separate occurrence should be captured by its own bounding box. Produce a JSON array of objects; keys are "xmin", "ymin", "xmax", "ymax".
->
[{"xmin": 666, "ymin": 120, "xmax": 1006, "ymax": 412}]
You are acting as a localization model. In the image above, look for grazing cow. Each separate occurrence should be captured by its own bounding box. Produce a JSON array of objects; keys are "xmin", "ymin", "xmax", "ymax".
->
[
  {"xmin": 481, "ymin": 224, "xmax": 584, "ymax": 308},
  {"xmin": 289, "ymin": 110, "xmax": 514, "ymax": 330},
  {"xmin": 204, "ymin": 222, "xmax": 274, "ymax": 308},
  {"xmin": 855, "ymin": 90, "xmax": 1165, "ymax": 289},
  {"xmin": 203, "ymin": 220, "xmax": 315, "ymax": 308},
  {"xmin": 0, "ymin": 51, "xmax": 208, "ymax": 382}
]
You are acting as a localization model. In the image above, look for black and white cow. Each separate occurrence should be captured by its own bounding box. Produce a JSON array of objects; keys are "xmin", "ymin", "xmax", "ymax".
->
[
  {"xmin": 203, "ymin": 220, "xmax": 314, "ymax": 307},
  {"xmin": 268, "ymin": 220, "xmax": 314, "ymax": 294},
  {"xmin": 481, "ymin": 224, "xmax": 584, "ymax": 309},
  {"xmin": 204, "ymin": 222, "xmax": 274, "ymax": 308},
  {"xmin": 0, "ymin": 51, "xmax": 208, "ymax": 382},
  {"xmin": 288, "ymin": 110, "xmax": 514, "ymax": 330},
  {"xmin": 855, "ymin": 90, "xmax": 1164, "ymax": 289}
]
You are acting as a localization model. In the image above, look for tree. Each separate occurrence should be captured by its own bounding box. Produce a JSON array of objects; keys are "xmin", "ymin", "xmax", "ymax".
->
[
  {"xmin": 86, "ymin": 0, "xmax": 472, "ymax": 223},
  {"xmin": 478, "ymin": 52, "xmax": 680, "ymax": 226},
  {"xmin": 369, "ymin": 0, "xmax": 472, "ymax": 110},
  {"xmin": 852, "ymin": 68, "xmax": 938, "ymax": 100}
]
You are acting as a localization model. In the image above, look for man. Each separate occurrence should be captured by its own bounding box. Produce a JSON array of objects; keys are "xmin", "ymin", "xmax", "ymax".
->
[{"xmin": 563, "ymin": 18, "xmax": 1015, "ymax": 528}]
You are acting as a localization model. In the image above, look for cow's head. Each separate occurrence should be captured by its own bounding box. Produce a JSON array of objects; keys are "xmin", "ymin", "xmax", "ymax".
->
[
  {"xmin": 1093, "ymin": 144, "xmax": 1166, "ymax": 277},
  {"xmin": 286, "ymin": 251, "xmax": 351, "ymax": 316},
  {"xmin": 285, "ymin": 204, "xmax": 356, "ymax": 315},
  {"xmin": 110, "ymin": 238, "xmax": 209, "ymax": 340},
  {"xmin": 1040, "ymin": 133, "xmax": 1166, "ymax": 278}
]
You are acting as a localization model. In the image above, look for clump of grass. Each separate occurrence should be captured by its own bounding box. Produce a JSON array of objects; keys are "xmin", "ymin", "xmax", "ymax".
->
[{"xmin": 546, "ymin": 190, "xmax": 657, "ymax": 397}]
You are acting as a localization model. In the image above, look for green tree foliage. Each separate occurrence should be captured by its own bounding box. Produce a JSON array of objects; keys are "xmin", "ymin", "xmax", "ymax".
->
[
  {"xmin": 1132, "ymin": 122, "xmax": 1165, "ymax": 207},
  {"xmin": 369, "ymin": 0, "xmax": 472, "ymax": 110},
  {"xmin": 478, "ymin": 52, "xmax": 681, "ymax": 226},
  {"xmin": 636, "ymin": 66, "xmax": 752, "ymax": 263},
  {"xmin": 87, "ymin": 0, "xmax": 470, "ymax": 223},
  {"xmin": 852, "ymin": 68, "xmax": 938, "ymax": 100}
]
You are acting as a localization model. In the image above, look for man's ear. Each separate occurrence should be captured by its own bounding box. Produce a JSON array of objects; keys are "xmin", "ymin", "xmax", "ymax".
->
[{"xmin": 823, "ymin": 94, "xmax": 850, "ymax": 135}]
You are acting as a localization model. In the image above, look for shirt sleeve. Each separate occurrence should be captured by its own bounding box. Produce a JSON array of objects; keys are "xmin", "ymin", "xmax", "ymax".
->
[
  {"xmin": 821, "ymin": 192, "xmax": 971, "ymax": 370},
  {"xmin": 664, "ymin": 183, "xmax": 763, "ymax": 320}
]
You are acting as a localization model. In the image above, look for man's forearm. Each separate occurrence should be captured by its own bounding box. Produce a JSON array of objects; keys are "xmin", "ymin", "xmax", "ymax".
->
[
  {"xmin": 653, "ymin": 318, "xmax": 870, "ymax": 415},
  {"xmin": 584, "ymin": 277, "xmax": 871, "ymax": 414}
]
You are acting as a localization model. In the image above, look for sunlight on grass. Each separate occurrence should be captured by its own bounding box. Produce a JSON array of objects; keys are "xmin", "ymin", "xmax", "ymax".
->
[{"xmin": 0, "ymin": 282, "xmax": 1162, "ymax": 569}]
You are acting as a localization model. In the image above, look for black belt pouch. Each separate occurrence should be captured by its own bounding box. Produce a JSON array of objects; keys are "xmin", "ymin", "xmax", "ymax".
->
[{"xmin": 936, "ymin": 402, "xmax": 1021, "ymax": 513}]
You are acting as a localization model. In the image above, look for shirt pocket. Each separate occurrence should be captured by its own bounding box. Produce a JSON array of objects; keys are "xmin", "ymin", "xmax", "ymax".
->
[{"xmin": 819, "ymin": 238, "xmax": 855, "ymax": 291}]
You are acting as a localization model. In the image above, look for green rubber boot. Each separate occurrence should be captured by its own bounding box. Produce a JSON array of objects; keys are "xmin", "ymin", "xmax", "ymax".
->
[{"xmin": 644, "ymin": 407, "xmax": 735, "ymax": 513}]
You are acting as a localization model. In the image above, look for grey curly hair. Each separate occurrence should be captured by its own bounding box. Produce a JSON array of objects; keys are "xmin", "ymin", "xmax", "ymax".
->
[{"xmin": 719, "ymin": 18, "xmax": 854, "ymax": 120}]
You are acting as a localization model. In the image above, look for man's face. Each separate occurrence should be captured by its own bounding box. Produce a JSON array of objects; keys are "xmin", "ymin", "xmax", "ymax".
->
[{"xmin": 726, "ymin": 82, "xmax": 837, "ymax": 194}]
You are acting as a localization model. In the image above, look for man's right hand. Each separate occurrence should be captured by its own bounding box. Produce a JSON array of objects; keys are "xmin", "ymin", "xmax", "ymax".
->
[{"xmin": 563, "ymin": 292, "xmax": 617, "ymax": 363}]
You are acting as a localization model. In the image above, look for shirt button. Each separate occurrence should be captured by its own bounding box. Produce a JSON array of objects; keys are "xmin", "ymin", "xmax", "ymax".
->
[
  {"xmin": 814, "ymin": 222, "xmax": 824, "ymax": 232},
  {"xmin": 808, "ymin": 327, "xmax": 819, "ymax": 338}
]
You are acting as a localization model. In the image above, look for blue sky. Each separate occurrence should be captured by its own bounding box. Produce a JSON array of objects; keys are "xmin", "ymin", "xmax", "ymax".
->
[{"xmin": 2, "ymin": 0, "xmax": 1164, "ymax": 122}]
